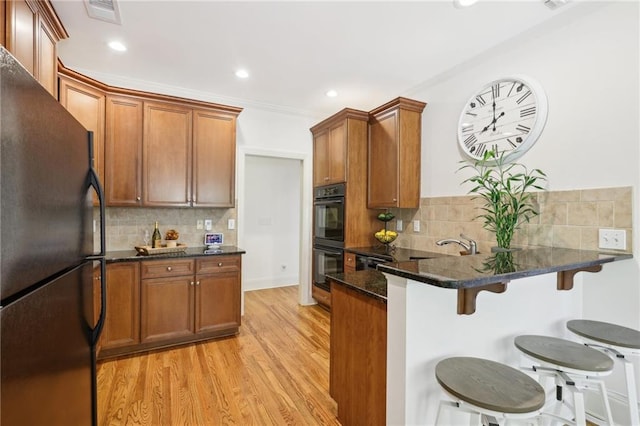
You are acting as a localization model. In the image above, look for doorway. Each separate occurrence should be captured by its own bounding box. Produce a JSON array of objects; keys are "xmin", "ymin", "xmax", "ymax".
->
[{"xmin": 237, "ymin": 147, "xmax": 313, "ymax": 307}]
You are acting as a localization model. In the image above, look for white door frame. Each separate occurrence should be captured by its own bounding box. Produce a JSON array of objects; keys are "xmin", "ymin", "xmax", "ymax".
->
[{"xmin": 237, "ymin": 146, "xmax": 314, "ymax": 306}]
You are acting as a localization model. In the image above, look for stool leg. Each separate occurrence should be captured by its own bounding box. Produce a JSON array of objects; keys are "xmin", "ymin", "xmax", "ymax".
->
[
  {"xmin": 623, "ymin": 358, "xmax": 640, "ymax": 426},
  {"xmin": 596, "ymin": 379, "xmax": 615, "ymax": 425},
  {"xmin": 571, "ymin": 386, "xmax": 587, "ymax": 426}
]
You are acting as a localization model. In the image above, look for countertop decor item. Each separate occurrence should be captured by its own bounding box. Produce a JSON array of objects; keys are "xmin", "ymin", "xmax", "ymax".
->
[
  {"xmin": 459, "ymin": 150, "xmax": 546, "ymax": 250},
  {"xmin": 374, "ymin": 210, "xmax": 398, "ymax": 245},
  {"xmin": 457, "ymin": 75, "xmax": 548, "ymax": 164},
  {"xmin": 134, "ymin": 244, "xmax": 188, "ymax": 256}
]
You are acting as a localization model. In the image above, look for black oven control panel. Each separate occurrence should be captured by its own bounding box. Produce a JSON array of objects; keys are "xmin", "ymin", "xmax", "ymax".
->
[{"xmin": 315, "ymin": 183, "xmax": 345, "ymax": 199}]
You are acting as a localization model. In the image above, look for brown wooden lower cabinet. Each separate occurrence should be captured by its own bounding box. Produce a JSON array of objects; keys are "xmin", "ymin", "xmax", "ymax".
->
[
  {"xmin": 98, "ymin": 255, "xmax": 241, "ymax": 359},
  {"xmin": 330, "ymin": 280, "xmax": 387, "ymax": 426}
]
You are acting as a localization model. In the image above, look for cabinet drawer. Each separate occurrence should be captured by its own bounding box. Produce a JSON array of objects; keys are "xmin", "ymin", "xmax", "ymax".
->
[
  {"xmin": 141, "ymin": 259, "xmax": 194, "ymax": 279},
  {"xmin": 196, "ymin": 255, "xmax": 240, "ymax": 274}
]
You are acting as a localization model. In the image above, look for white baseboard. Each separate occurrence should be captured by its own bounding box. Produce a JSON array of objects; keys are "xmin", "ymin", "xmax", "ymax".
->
[{"xmin": 244, "ymin": 276, "xmax": 298, "ymax": 291}]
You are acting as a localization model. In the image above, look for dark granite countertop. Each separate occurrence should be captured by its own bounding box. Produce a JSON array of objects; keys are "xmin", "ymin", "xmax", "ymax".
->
[
  {"xmin": 104, "ymin": 245, "xmax": 246, "ymax": 263},
  {"xmin": 377, "ymin": 247, "xmax": 633, "ymax": 289},
  {"xmin": 328, "ymin": 270, "xmax": 388, "ymax": 302},
  {"xmin": 344, "ymin": 246, "xmax": 447, "ymax": 262}
]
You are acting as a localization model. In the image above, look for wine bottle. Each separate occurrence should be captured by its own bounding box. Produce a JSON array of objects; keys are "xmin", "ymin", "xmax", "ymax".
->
[{"xmin": 152, "ymin": 221, "xmax": 162, "ymax": 248}]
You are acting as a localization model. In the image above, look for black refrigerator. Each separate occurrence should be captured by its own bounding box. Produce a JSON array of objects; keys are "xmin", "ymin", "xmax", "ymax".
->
[{"xmin": 0, "ymin": 47, "xmax": 106, "ymax": 425}]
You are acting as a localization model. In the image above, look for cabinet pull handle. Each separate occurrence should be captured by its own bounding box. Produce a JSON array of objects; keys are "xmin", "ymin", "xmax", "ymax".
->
[
  {"xmin": 218, "ymin": 262, "xmax": 223, "ymax": 267},
  {"xmin": 167, "ymin": 266, "xmax": 172, "ymax": 272}
]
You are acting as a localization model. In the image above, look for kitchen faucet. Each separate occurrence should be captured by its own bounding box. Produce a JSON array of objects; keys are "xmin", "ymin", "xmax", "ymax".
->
[{"xmin": 436, "ymin": 234, "xmax": 478, "ymax": 255}]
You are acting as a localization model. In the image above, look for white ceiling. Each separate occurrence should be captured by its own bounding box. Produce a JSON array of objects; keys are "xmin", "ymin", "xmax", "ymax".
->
[{"xmin": 51, "ymin": 0, "xmax": 578, "ymax": 117}]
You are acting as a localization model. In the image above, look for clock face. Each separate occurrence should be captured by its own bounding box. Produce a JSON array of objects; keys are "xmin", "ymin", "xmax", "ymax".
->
[{"xmin": 457, "ymin": 76, "xmax": 548, "ymax": 163}]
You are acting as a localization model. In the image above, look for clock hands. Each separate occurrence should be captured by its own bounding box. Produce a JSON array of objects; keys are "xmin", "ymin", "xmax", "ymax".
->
[{"xmin": 480, "ymin": 111, "xmax": 505, "ymax": 133}]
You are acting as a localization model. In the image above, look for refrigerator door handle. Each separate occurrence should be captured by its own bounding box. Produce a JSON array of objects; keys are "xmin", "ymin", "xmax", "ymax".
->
[
  {"xmin": 87, "ymin": 131, "xmax": 106, "ymax": 256},
  {"xmin": 91, "ymin": 258, "xmax": 107, "ymax": 345}
]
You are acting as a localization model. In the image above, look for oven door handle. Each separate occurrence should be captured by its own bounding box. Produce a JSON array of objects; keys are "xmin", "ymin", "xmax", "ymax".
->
[
  {"xmin": 314, "ymin": 198, "xmax": 344, "ymax": 206},
  {"xmin": 316, "ymin": 250, "xmax": 343, "ymax": 258}
]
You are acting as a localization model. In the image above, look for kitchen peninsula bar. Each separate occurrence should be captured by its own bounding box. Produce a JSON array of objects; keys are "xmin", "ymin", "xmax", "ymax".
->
[{"xmin": 328, "ymin": 247, "xmax": 632, "ymax": 425}]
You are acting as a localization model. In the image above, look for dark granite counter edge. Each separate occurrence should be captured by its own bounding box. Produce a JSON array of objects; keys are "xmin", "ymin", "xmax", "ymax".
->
[
  {"xmin": 378, "ymin": 249, "xmax": 633, "ymax": 289},
  {"xmin": 327, "ymin": 270, "xmax": 388, "ymax": 303},
  {"xmin": 105, "ymin": 246, "xmax": 246, "ymax": 263}
]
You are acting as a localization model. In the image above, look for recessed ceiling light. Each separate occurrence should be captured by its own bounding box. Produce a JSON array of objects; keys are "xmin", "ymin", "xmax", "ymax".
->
[
  {"xmin": 326, "ymin": 90, "xmax": 338, "ymax": 98},
  {"xmin": 453, "ymin": 0, "xmax": 479, "ymax": 8},
  {"xmin": 235, "ymin": 69, "xmax": 249, "ymax": 79},
  {"xmin": 108, "ymin": 41, "xmax": 126, "ymax": 52}
]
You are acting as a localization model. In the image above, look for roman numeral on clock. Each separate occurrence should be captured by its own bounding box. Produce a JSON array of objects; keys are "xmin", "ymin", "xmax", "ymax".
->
[
  {"xmin": 475, "ymin": 95, "xmax": 486, "ymax": 106},
  {"xmin": 516, "ymin": 90, "xmax": 532, "ymax": 104},
  {"xmin": 507, "ymin": 138, "xmax": 518, "ymax": 148},
  {"xmin": 461, "ymin": 124, "xmax": 474, "ymax": 134},
  {"xmin": 520, "ymin": 106, "xmax": 536, "ymax": 117},
  {"xmin": 516, "ymin": 124, "xmax": 531, "ymax": 133},
  {"xmin": 491, "ymin": 84, "xmax": 500, "ymax": 99},
  {"xmin": 463, "ymin": 134, "xmax": 477, "ymax": 148}
]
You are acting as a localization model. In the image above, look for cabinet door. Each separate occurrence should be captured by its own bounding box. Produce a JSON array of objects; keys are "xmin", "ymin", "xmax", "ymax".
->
[
  {"xmin": 328, "ymin": 122, "xmax": 346, "ymax": 184},
  {"xmin": 313, "ymin": 129, "xmax": 330, "ymax": 186},
  {"xmin": 106, "ymin": 95, "xmax": 143, "ymax": 206},
  {"xmin": 100, "ymin": 262, "xmax": 140, "ymax": 351},
  {"xmin": 313, "ymin": 123, "xmax": 346, "ymax": 187},
  {"xmin": 5, "ymin": 0, "xmax": 36, "ymax": 75},
  {"xmin": 143, "ymin": 101, "xmax": 192, "ymax": 206},
  {"xmin": 368, "ymin": 109, "xmax": 399, "ymax": 208},
  {"xmin": 36, "ymin": 14, "xmax": 57, "ymax": 96},
  {"xmin": 140, "ymin": 276, "xmax": 194, "ymax": 343},
  {"xmin": 58, "ymin": 75, "xmax": 106, "ymax": 204},
  {"xmin": 195, "ymin": 271, "xmax": 240, "ymax": 334},
  {"xmin": 193, "ymin": 109, "xmax": 236, "ymax": 207}
]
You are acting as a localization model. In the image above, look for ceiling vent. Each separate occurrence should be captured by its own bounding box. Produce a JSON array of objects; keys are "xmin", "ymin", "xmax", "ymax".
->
[{"xmin": 84, "ymin": 0, "xmax": 122, "ymax": 24}]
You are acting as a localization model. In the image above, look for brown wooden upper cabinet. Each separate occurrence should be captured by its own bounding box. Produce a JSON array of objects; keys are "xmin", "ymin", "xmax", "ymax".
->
[
  {"xmin": 105, "ymin": 95, "xmax": 144, "ymax": 206},
  {"xmin": 2, "ymin": 0, "xmax": 67, "ymax": 97},
  {"xmin": 143, "ymin": 101, "xmax": 193, "ymax": 207},
  {"xmin": 312, "ymin": 121, "xmax": 346, "ymax": 186},
  {"xmin": 57, "ymin": 65, "xmax": 242, "ymax": 208},
  {"xmin": 58, "ymin": 73, "xmax": 105, "ymax": 204},
  {"xmin": 368, "ymin": 97, "xmax": 426, "ymax": 209}
]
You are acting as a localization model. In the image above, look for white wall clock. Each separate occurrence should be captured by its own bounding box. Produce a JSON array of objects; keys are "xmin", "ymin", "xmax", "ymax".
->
[{"xmin": 457, "ymin": 75, "xmax": 548, "ymax": 163}]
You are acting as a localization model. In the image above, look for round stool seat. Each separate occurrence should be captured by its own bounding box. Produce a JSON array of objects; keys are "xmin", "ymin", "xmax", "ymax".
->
[
  {"xmin": 567, "ymin": 319, "xmax": 640, "ymax": 350},
  {"xmin": 515, "ymin": 335, "xmax": 614, "ymax": 372},
  {"xmin": 435, "ymin": 357, "xmax": 545, "ymax": 414}
]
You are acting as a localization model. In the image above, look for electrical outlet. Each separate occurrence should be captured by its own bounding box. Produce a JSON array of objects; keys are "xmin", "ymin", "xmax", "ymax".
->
[
  {"xmin": 196, "ymin": 220, "xmax": 204, "ymax": 230},
  {"xmin": 228, "ymin": 219, "xmax": 235, "ymax": 230},
  {"xmin": 413, "ymin": 220, "xmax": 421, "ymax": 233},
  {"xmin": 598, "ymin": 229, "xmax": 626, "ymax": 250},
  {"xmin": 204, "ymin": 219, "xmax": 212, "ymax": 231},
  {"xmin": 396, "ymin": 219, "xmax": 403, "ymax": 232}
]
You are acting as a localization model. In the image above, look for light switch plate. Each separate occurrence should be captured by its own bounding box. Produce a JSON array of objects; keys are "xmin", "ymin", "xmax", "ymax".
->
[
  {"xmin": 413, "ymin": 220, "xmax": 421, "ymax": 233},
  {"xmin": 396, "ymin": 219, "xmax": 403, "ymax": 232},
  {"xmin": 204, "ymin": 219, "xmax": 213, "ymax": 231},
  {"xmin": 598, "ymin": 229, "xmax": 626, "ymax": 250},
  {"xmin": 196, "ymin": 220, "xmax": 204, "ymax": 230},
  {"xmin": 228, "ymin": 219, "xmax": 235, "ymax": 230}
]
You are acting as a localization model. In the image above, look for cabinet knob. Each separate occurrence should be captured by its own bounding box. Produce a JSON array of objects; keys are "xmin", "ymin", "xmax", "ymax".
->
[
  {"xmin": 167, "ymin": 266, "xmax": 172, "ymax": 272},
  {"xmin": 190, "ymin": 281, "xmax": 194, "ymax": 286},
  {"xmin": 393, "ymin": 198, "xmax": 397, "ymax": 202},
  {"xmin": 95, "ymin": 276, "xmax": 101, "ymax": 280},
  {"xmin": 218, "ymin": 262, "xmax": 223, "ymax": 267},
  {"xmin": 324, "ymin": 177, "xmax": 329, "ymax": 181},
  {"xmin": 136, "ymin": 196, "xmax": 141, "ymax": 201},
  {"xmin": 196, "ymin": 281, "xmax": 200, "ymax": 286}
]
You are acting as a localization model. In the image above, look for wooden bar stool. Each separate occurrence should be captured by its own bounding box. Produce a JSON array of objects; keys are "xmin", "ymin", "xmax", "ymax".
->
[
  {"xmin": 567, "ymin": 319, "xmax": 640, "ymax": 426},
  {"xmin": 435, "ymin": 356, "xmax": 547, "ymax": 425},
  {"xmin": 515, "ymin": 335, "xmax": 615, "ymax": 426}
]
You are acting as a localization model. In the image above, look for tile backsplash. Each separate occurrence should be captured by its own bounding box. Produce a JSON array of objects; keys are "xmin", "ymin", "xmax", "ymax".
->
[
  {"xmin": 390, "ymin": 187, "xmax": 633, "ymax": 255},
  {"xmin": 97, "ymin": 206, "xmax": 237, "ymax": 251}
]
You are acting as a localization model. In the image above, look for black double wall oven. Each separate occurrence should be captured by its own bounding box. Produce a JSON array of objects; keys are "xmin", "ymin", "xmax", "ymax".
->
[{"xmin": 313, "ymin": 183, "xmax": 345, "ymax": 292}]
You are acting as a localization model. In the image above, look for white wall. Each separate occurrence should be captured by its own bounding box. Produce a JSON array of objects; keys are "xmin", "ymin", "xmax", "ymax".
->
[
  {"xmin": 243, "ymin": 155, "xmax": 301, "ymax": 290},
  {"xmin": 408, "ymin": 1, "xmax": 640, "ymax": 330}
]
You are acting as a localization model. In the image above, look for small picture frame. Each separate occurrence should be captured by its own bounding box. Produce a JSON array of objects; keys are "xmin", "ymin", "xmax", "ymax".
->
[{"xmin": 204, "ymin": 232, "xmax": 223, "ymax": 247}]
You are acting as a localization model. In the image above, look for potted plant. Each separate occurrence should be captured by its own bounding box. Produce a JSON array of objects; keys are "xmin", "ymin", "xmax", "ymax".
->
[{"xmin": 459, "ymin": 150, "xmax": 547, "ymax": 250}]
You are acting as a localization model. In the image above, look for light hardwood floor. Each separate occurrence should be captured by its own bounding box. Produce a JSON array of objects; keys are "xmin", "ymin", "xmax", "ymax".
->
[{"xmin": 96, "ymin": 286, "xmax": 340, "ymax": 425}]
